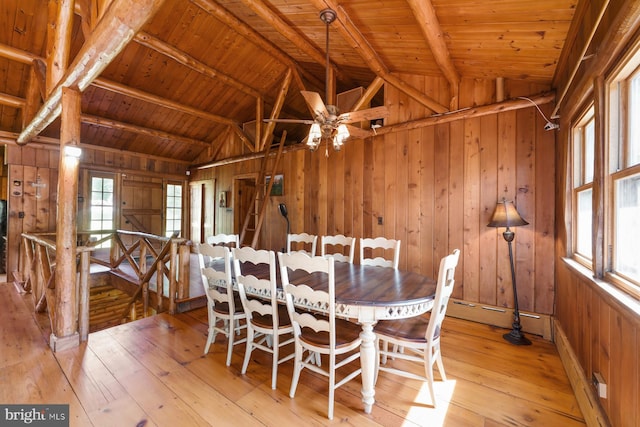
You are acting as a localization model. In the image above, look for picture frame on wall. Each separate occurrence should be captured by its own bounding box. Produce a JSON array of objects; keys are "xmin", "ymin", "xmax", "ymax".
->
[
  {"xmin": 266, "ymin": 174, "xmax": 284, "ymax": 196},
  {"xmin": 219, "ymin": 191, "xmax": 227, "ymax": 208}
]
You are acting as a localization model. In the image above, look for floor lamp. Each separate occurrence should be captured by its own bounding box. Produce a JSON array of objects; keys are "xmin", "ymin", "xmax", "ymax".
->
[
  {"xmin": 278, "ymin": 203, "xmax": 289, "ymax": 253},
  {"xmin": 488, "ymin": 198, "xmax": 531, "ymax": 346}
]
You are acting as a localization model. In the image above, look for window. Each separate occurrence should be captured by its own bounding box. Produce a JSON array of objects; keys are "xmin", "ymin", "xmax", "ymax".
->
[
  {"xmin": 607, "ymin": 45, "xmax": 640, "ymax": 294},
  {"xmin": 165, "ymin": 183, "xmax": 182, "ymax": 237},
  {"xmin": 89, "ymin": 174, "xmax": 115, "ymax": 248},
  {"xmin": 572, "ymin": 107, "xmax": 595, "ymax": 261}
]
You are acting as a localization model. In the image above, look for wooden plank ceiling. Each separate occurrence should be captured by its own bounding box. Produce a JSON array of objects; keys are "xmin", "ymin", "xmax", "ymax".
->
[{"xmin": 0, "ymin": 0, "xmax": 577, "ymax": 163}]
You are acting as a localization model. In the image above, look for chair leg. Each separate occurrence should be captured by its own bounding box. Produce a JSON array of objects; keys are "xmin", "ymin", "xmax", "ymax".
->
[
  {"xmin": 226, "ymin": 317, "xmax": 235, "ymax": 366},
  {"xmin": 271, "ymin": 333, "xmax": 279, "ymax": 390},
  {"xmin": 374, "ymin": 337, "xmax": 380, "ymax": 384},
  {"xmin": 327, "ymin": 356, "xmax": 336, "ymax": 420},
  {"xmin": 204, "ymin": 311, "xmax": 218, "ymax": 354},
  {"xmin": 434, "ymin": 346, "xmax": 446, "ymax": 381},
  {"xmin": 425, "ymin": 346, "xmax": 437, "ymax": 407},
  {"xmin": 381, "ymin": 339, "xmax": 389, "ymax": 364},
  {"xmin": 241, "ymin": 326, "xmax": 254, "ymax": 374},
  {"xmin": 289, "ymin": 344, "xmax": 303, "ymax": 398}
]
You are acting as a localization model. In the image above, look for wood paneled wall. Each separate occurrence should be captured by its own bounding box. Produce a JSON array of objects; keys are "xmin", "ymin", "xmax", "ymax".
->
[
  {"xmin": 4, "ymin": 144, "xmax": 187, "ymax": 275},
  {"xmin": 192, "ymin": 76, "xmax": 556, "ymax": 316},
  {"xmin": 556, "ymin": 260, "xmax": 640, "ymax": 427}
]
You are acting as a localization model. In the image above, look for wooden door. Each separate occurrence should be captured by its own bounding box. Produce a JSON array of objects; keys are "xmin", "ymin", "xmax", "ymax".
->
[{"xmin": 189, "ymin": 179, "xmax": 214, "ymax": 243}]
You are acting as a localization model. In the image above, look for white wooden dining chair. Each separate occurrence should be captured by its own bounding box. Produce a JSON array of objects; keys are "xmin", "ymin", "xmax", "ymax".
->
[
  {"xmin": 278, "ymin": 251, "xmax": 362, "ymax": 420},
  {"xmin": 286, "ymin": 232, "xmax": 318, "ymax": 256},
  {"xmin": 232, "ymin": 247, "xmax": 295, "ymax": 389},
  {"xmin": 206, "ymin": 233, "xmax": 240, "ymax": 248},
  {"xmin": 359, "ymin": 236, "xmax": 401, "ymax": 269},
  {"xmin": 321, "ymin": 234, "xmax": 356, "ymax": 263},
  {"xmin": 373, "ymin": 249, "xmax": 460, "ymax": 407},
  {"xmin": 197, "ymin": 243, "xmax": 246, "ymax": 366}
]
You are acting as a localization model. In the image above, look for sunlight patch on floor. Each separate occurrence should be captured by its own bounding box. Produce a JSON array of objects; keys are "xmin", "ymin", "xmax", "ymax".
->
[{"xmin": 402, "ymin": 380, "xmax": 456, "ymax": 427}]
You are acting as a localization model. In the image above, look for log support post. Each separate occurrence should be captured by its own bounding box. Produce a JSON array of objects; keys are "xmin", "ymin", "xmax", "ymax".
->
[{"xmin": 51, "ymin": 87, "xmax": 81, "ymax": 352}]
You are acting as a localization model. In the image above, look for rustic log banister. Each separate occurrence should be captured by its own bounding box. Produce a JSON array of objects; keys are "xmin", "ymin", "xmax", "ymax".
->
[{"xmin": 17, "ymin": 230, "xmax": 191, "ymax": 348}]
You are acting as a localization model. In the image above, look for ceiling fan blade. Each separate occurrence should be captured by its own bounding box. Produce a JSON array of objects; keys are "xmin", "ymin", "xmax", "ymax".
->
[
  {"xmin": 345, "ymin": 124, "xmax": 372, "ymax": 139},
  {"xmin": 301, "ymin": 90, "xmax": 329, "ymax": 118},
  {"xmin": 338, "ymin": 105, "xmax": 389, "ymax": 123},
  {"xmin": 263, "ymin": 118, "xmax": 315, "ymax": 124}
]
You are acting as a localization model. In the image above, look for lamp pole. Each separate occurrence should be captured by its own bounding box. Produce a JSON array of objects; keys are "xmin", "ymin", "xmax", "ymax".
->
[{"xmin": 502, "ymin": 226, "xmax": 531, "ymax": 345}]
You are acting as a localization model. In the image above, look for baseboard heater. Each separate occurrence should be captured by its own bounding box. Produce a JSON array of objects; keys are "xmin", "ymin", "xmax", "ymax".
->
[{"xmin": 447, "ymin": 298, "xmax": 553, "ymax": 341}]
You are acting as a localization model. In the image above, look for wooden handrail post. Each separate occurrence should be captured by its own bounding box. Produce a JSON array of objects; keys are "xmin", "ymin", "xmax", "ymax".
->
[
  {"xmin": 168, "ymin": 239, "xmax": 178, "ymax": 314},
  {"xmin": 78, "ymin": 250, "xmax": 90, "ymax": 341},
  {"xmin": 110, "ymin": 232, "xmax": 118, "ymax": 267},
  {"xmin": 178, "ymin": 242, "xmax": 190, "ymax": 300}
]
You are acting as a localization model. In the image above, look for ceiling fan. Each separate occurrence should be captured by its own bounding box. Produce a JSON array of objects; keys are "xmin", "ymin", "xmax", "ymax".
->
[{"xmin": 266, "ymin": 8, "xmax": 389, "ymax": 153}]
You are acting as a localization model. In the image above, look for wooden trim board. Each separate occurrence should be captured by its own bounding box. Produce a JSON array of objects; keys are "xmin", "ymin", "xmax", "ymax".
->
[
  {"xmin": 555, "ymin": 322, "xmax": 611, "ymax": 427},
  {"xmin": 447, "ymin": 298, "xmax": 553, "ymax": 340}
]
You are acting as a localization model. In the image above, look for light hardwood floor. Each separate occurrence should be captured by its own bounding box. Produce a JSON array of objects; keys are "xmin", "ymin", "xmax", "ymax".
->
[{"xmin": 0, "ymin": 282, "xmax": 585, "ymax": 426}]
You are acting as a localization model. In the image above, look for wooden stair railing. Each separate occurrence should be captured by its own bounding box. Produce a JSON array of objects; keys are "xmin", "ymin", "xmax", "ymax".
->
[
  {"xmin": 239, "ymin": 131, "xmax": 287, "ymax": 248},
  {"xmin": 17, "ymin": 231, "xmax": 191, "ymax": 346}
]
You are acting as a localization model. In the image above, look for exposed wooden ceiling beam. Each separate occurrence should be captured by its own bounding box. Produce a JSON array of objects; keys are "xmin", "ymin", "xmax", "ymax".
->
[
  {"xmin": 0, "ymin": 91, "xmax": 211, "ymax": 148},
  {"xmin": 406, "ymin": 0, "xmax": 460, "ymax": 109},
  {"xmin": 0, "ymin": 42, "xmax": 37, "ymax": 63},
  {"xmin": 237, "ymin": 0, "xmax": 353, "ymax": 87},
  {"xmin": 0, "ymin": 130, "xmax": 191, "ymax": 167},
  {"xmin": 352, "ymin": 76, "xmax": 384, "ymax": 111},
  {"xmin": 46, "ymin": 0, "xmax": 74, "ymax": 96},
  {"xmin": 189, "ymin": 0, "xmax": 324, "ymax": 91},
  {"xmin": 373, "ymin": 92, "xmax": 556, "ymax": 136},
  {"xmin": 81, "ymin": 114, "xmax": 209, "ymax": 147},
  {"xmin": 311, "ymin": 1, "xmax": 448, "ymax": 113},
  {"xmin": 17, "ymin": 0, "xmax": 167, "ymax": 144},
  {"xmin": 0, "ymin": 93, "xmax": 25, "ymax": 109},
  {"xmin": 92, "ymin": 78, "xmax": 237, "ymax": 126},
  {"xmin": 134, "ymin": 31, "xmax": 261, "ymax": 98},
  {"xmin": 261, "ymin": 68, "xmax": 293, "ymax": 151},
  {"xmin": 0, "ymin": 43, "xmax": 240, "ymax": 128}
]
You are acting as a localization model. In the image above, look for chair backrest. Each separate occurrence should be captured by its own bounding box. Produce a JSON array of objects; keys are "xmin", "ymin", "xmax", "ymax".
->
[
  {"xmin": 426, "ymin": 249, "xmax": 460, "ymax": 342},
  {"xmin": 321, "ymin": 234, "xmax": 356, "ymax": 263},
  {"xmin": 278, "ymin": 251, "xmax": 336, "ymax": 347},
  {"xmin": 197, "ymin": 243, "xmax": 235, "ymax": 310},
  {"xmin": 206, "ymin": 233, "xmax": 240, "ymax": 248},
  {"xmin": 359, "ymin": 237, "xmax": 401, "ymax": 269},
  {"xmin": 286, "ymin": 233, "xmax": 318, "ymax": 256},
  {"xmin": 232, "ymin": 246, "xmax": 279, "ymax": 327}
]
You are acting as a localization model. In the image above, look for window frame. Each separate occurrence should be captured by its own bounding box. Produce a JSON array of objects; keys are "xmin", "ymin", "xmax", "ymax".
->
[
  {"xmin": 603, "ymin": 40, "xmax": 640, "ymax": 298},
  {"xmin": 571, "ymin": 105, "xmax": 595, "ymax": 266},
  {"xmin": 88, "ymin": 171, "xmax": 117, "ymax": 248},
  {"xmin": 164, "ymin": 181, "xmax": 184, "ymax": 238}
]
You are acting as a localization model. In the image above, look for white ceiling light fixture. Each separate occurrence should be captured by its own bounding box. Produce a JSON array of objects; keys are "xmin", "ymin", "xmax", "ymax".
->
[{"xmin": 266, "ymin": 8, "xmax": 389, "ymax": 156}]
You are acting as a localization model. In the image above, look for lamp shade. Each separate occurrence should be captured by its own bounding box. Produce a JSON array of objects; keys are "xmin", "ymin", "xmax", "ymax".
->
[
  {"xmin": 487, "ymin": 199, "xmax": 529, "ymax": 228},
  {"xmin": 306, "ymin": 123, "xmax": 322, "ymax": 150}
]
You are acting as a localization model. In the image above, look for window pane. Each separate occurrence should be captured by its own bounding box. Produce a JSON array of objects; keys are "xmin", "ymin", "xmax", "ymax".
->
[
  {"xmin": 573, "ymin": 132, "xmax": 582, "ymax": 187},
  {"xmin": 166, "ymin": 184, "xmax": 182, "ymax": 238},
  {"xmin": 630, "ymin": 75, "xmax": 640, "ymax": 167},
  {"xmin": 585, "ymin": 120, "xmax": 595, "ymax": 183},
  {"xmin": 89, "ymin": 176, "xmax": 114, "ymax": 248},
  {"xmin": 615, "ymin": 174, "xmax": 640, "ymax": 282},
  {"xmin": 576, "ymin": 189, "xmax": 593, "ymax": 259}
]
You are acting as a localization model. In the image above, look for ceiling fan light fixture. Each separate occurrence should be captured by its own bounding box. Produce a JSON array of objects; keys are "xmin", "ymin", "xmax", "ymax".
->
[
  {"xmin": 307, "ymin": 122, "xmax": 322, "ymax": 150},
  {"xmin": 333, "ymin": 124, "xmax": 350, "ymax": 150}
]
